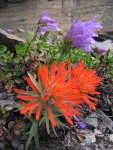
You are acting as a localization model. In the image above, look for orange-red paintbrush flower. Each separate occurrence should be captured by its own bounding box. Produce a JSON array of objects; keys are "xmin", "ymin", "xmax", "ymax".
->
[
  {"xmin": 13, "ymin": 61, "xmax": 82, "ymax": 129},
  {"xmin": 71, "ymin": 61, "xmax": 103, "ymax": 109}
]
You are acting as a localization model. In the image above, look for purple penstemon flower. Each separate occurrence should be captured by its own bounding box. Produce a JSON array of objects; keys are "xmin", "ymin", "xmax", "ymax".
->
[
  {"xmin": 66, "ymin": 17, "xmax": 103, "ymax": 52},
  {"xmin": 74, "ymin": 115, "xmax": 87, "ymax": 129},
  {"xmin": 40, "ymin": 12, "xmax": 60, "ymax": 35}
]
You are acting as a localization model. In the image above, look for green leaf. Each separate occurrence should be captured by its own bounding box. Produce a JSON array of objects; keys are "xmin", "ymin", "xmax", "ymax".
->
[
  {"xmin": 55, "ymin": 117, "xmax": 67, "ymax": 127},
  {"xmin": 41, "ymin": 108, "xmax": 50, "ymax": 134},
  {"xmin": 25, "ymin": 120, "xmax": 39, "ymax": 150},
  {"xmin": 0, "ymin": 68, "xmax": 3, "ymax": 77},
  {"xmin": 41, "ymin": 31, "xmax": 49, "ymax": 42},
  {"xmin": 26, "ymin": 32, "xmax": 34, "ymax": 43},
  {"xmin": 46, "ymin": 117, "xmax": 50, "ymax": 135},
  {"xmin": 13, "ymin": 57, "xmax": 21, "ymax": 63},
  {"xmin": 52, "ymin": 125, "xmax": 58, "ymax": 137},
  {"xmin": 0, "ymin": 45, "xmax": 7, "ymax": 53},
  {"xmin": 5, "ymin": 73, "xmax": 12, "ymax": 79},
  {"xmin": 39, "ymin": 116, "xmax": 45, "ymax": 126},
  {"xmin": 27, "ymin": 72, "xmax": 42, "ymax": 93},
  {"xmin": 1, "ymin": 106, "xmax": 7, "ymax": 114},
  {"xmin": 16, "ymin": 43, "xmax": 26, "ymax": 55},
  {"xmin": 14, "ymin": 78, "xmax": 22, "ymax": 84},
  {"xmin": 13, "ymin": 103, "xmax": 24, "ymax": 110},
  {"xmin": 4, "ymin": 64, "xmax": 10, "ymax": 71}
]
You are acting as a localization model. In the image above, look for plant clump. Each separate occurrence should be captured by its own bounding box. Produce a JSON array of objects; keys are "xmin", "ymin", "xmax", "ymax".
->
[{"xmin": 0, "ymin": 12, "xmax": 111, "ymax": 149}]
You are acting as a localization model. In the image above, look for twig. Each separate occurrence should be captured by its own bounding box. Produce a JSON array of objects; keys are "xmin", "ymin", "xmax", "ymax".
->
[{"xmin": 23, "ymin": 22, "xmax": 40, "ymax": 64}]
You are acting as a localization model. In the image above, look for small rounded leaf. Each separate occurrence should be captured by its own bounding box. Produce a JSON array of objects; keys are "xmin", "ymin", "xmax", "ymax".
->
[{"xmin": 0, "ymin": 45, "xmax": 7, "ymax": 53}]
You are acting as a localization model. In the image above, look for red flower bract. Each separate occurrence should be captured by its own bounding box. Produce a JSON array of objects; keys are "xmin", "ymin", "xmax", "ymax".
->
[
  {"xmin": 13, "ymin": 61, "xmax": 82, "ymax": 127},
  {"xmin": 13, "ymin": 61, "xmax": 103, "ymax": 128},
  {"xmin": 71, "ymin": 61, "xmax": 103, "ymax": 109}
]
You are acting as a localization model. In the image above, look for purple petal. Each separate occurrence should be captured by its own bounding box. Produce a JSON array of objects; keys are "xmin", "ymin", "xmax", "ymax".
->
[
  {"xmin": 40, "ymin": 12, "xmax": 56, "ymax": 23},
  {"xmin": 40, "ymin": 12, "xmax": 60, "ymax": 34},
  {"xmin": 66, "ymin": 17, "xmax": 103, "ymax": 52},
  {"xmin": 80, "ymin": 44, "xmax": 92, "ymax": 52},
  {"xmin": 6, "ymin": 28, "xmax": 13, "ymax": 34},
  {"xmin": 39, "ymin": 26, "xmax": 48, "ymax": 35},
  {"xmin": 98, "ymin": 48, "xmax": 106, "ymax": 54},
  {"xmin": 84, "ymin": 17, "xmax": 103, "ymax": 29},
  {"xmin": 74, "ymin": 115, "xmax": 79, "ymax": 122},
  {"xmin": 90, "ymin": 38, "xmax": 96, "ymax": 44},
  {"xmin": 78, "ymin": 121, "xmax": 87, "ymax": 129},
  {"xmin": 47, "ymin": 22, "xmax": 60, "ymax": 31}
]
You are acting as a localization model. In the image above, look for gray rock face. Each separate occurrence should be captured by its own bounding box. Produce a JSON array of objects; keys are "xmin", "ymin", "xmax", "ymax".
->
[
  {"xmin": 91, "ymin": 39, "xmax": 113, "ymax": 52},
  {"xmin": 0, "ymin": 0, "xmax": 113, "ymax": 33},
  {"xmin": 6, "ymin": 0, "xmax": 25, "ymax": 2},
  {"xmin": 0, "ymin": 0, "xmax": 7, "ymax": 8},
  {"xmin": 85, "ymin": 113, "xmax": 98, "ymax": 128}
]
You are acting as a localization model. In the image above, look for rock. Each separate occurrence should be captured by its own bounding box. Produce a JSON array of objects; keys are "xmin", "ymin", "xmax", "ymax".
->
[
  {"xmin": 98, "ymin": 143, "xmax": 104, "ymax": 149},
  {"xmin": 97, "ymin": 109, "xmax": 113, "ymax": 132},
  {"xmin": 108, "ymin": 134, "xmax": 113, "ymax": 142},
  {"xmin": 98, "ymin": 121, "xmax": 106, "ymax": 133},
  {"xmin": 0, "ymin": 0, "xmax": 7, "ymax": 8},
  {"xmin": 63, "ymin": 131, "xmax": 79, "ymax": 148},
  {"xmin": 11, "ymin": 138, "xmax": 20, "ymax": 149},
  {"xmin": 91, "ymin": 39, "xmax": 113, "ymax": 52},
  {"xmin": 0, "ymin": 0, "xmax": 113, "ymax": 33},
  {"xmin": 83, "ymin": 130, "xmax": 96, "ymax": 144},
  {"xmin": 79, "ymin": 146, "xmax": 94, "ymax": 150},
  {"xmin": 0, "ymin": 141, "xmax": 5, "ymax": 150},
  {"xmin": 76, "ymin": 129, "xmax": 96, "ymax": 144},
  {"xmin": 0, "ymin": 28, "xmax": 24, "ymax": 52},
  {"xmin": 94, "ymin": 129, "xmax": 104, "ymax": 137},
  {"xmin": 6, "ymin": 0, "xmax": 26, "ymax": 3},
  {"xmin": 8, "ymin": 121, "xmax": 15, "ymax": 130},
  {"xmin": 85, "ymin": 112, "xmax": 98, "ymax": 128},
  {"xmin": 0, "ymin": 91, "xmax": 14, "ymax": 110},
  {"xmin": 94, "ymin": 144, "xmax": 99, "ymax": 150},
  {"xmin": 17, "ymin": 144, "xmax": 25, "ymax": 150}
]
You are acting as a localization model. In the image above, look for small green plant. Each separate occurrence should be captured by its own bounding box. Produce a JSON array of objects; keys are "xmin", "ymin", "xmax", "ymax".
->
[{"xmin": 95, "ymin": 49, "xmax": 113, "ymax": 81}]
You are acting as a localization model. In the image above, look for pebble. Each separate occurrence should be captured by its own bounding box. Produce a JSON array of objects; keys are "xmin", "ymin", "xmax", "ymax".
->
[
  {"xmin": 108, "ymin": 144, "xmax": 112, "ymax": 148},
  {"xmin": 98, "ymin": 122, "xmax": 106, "ymax": 133},
  {"xmin": 11, "ymin": 138, "xmax": 20, "ymax": 149},
  {"xmin": 108, "ymin": 134, "xmax": 113, "ymax": 142},
  {"xmin": 95, "ymin": 144, "xmax": 98, "ymax": 148},
  {"xmin": 94, "ymin": 129, "xmax": 104, "ymax": 137},
  {"xmin": 17, "ymin": 144, "xmax": 25, "ymax": 150},
  {"xmin": 84, "ymin": 132, "xmax": 96, "ymax": 144},
  {"xmin": 95, "ymin": 148, "xmax": 99, "ymax": 150},
  {"xmin": 0, "ymin": 141, "xmax": 5, "ymax": 150},
  {"xmin": 79, "ymin": 129, "xmax": 96, "ymax": 144},
  {"xmin": 98, "ymin": 143, "xmax": 104, "ymax": 149},
  {"xmin": 8, "ymin": 121, "xmax": 15, "ymax": 130}
]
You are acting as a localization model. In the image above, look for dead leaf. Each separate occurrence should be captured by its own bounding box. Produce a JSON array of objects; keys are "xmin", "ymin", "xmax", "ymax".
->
[
  {"xmin": 0, "ymin": 119, "xmax": 6, "ymax": 125},
  {"xmin": 0, "ymin": 129, "xmax": 3, "ymax": 137},
  {"xmin": 76, "ymin": 133, "xmax": 85, "ymax": 142},
  {"xmin": 5, "ymin": 83, "xmax": 13, "ymax": 93}
]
